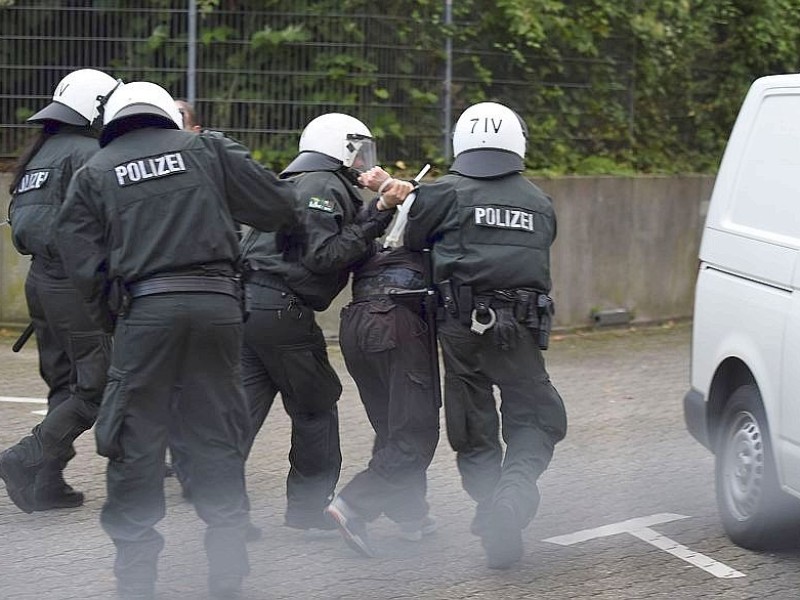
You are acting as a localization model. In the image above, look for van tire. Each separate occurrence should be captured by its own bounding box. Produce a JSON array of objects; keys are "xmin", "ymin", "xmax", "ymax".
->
[{"xmin": 715, "ymin": 384, "xmax": 800, "ymax": 549}]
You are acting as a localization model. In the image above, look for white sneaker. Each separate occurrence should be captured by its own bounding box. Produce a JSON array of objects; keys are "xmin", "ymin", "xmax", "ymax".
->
[{"xmin": 324, "ymin": 496, "xmax": 375, "ymax": 558}]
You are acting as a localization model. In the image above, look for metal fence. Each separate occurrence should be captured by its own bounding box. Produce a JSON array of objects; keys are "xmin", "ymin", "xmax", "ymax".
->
[{"xmin": 0, "ymin": 1, "xmax": 634, "ymax": 169}]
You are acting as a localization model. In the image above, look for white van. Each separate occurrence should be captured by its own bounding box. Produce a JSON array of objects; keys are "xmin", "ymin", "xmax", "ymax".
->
[{"xmin": 685, "ymin": 73, "xmax": 800, "ymax": 550}]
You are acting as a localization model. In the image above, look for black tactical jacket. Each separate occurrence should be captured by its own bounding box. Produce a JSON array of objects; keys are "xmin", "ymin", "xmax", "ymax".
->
[
  {"xmin": 55, "ymin": 127, "xmax": 299, "ymax": 319},
  {"xmin": 240, "ymin": 169, "xmax": 394, "ymax": 311},
  {"xmin": 405, "ymin": 172, "xmax": 557, "ymax": 293},
  {"xmin": 10, "ymin": 129, "xmax": 99, "ymax": 274}
]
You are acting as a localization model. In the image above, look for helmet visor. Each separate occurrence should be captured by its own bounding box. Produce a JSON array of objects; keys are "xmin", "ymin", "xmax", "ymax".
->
[
  {"xmin": 344, "ymin": 134, "xmax": 377, "ymax": 170},
  {"xmin": 27, "ymin": 101, "xmax": 89, "ymax": 126}
]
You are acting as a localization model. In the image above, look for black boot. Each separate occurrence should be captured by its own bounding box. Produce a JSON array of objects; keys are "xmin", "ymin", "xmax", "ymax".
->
[
  {"xmin": 482, "ymin": 502, "xmax": 523, "ymax": 570},
  {"xmin": 34, "ymin": 470, "xmax": 84, "ymax": 511},
  {"xmin": 0, "ymin": 448, "xmax": 37, "ymax": 513}
]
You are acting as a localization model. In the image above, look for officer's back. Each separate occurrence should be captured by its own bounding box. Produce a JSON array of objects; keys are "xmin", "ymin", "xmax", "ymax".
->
[
  {"xmin": 69, "ymin": 122, "xmax": 296, "ymax": 288},
  {"xmin": 406, "ymin": 171, "xmax": 555, "ymax": 293}
]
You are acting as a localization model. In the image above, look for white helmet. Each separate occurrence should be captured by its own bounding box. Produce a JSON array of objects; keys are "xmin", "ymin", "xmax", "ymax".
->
[
  {"xmin": 28, "ymin": 69, "xmax": 120, "ymax": 128},
  {"xmin": 451, "ymin": 102, "xmax": 527, "ymax": 178},
  {"xmin": 100, "ymin": 81, "xmax": 183, "ymax": 146},
  {"xmin": 282, "ymin": 113, "xmax": 376, "ymax": 176}
]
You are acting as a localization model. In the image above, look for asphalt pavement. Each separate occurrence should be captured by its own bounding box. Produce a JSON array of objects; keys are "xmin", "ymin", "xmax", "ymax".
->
[{"xmin": 2, "ymin": 321, "xmax": 800, "ymax": 600}]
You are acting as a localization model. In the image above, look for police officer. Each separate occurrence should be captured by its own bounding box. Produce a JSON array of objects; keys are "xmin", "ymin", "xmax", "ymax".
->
[
  {"xmin": 0, "ymin": 69, "xmax": 120, "ymax": 513},
  {"xmin": 362, "ymin": 102, "xmax": 568, "ymax": 569},
  {"xmin": 54, "ymin": 81, "xmax": 299, "ymax": 600},
  {"xmin": 239, "ymin": 113, "xmax": 394, "ymax": 531},
  {"xmin": 325, "ymin": 241, "xmax": 441, "ymax": 557}
]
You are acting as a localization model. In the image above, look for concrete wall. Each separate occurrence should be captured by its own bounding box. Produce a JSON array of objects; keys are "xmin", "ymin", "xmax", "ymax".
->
[
  {"xmin": 0, "ymin": 172, "xmax": 714, "ymax": 333},
  {"xmin": 542, "ymin": 175, "xmax": 713, "ymax": 328}
]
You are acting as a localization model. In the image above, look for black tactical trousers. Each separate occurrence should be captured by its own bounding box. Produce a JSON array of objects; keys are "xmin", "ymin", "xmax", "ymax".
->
[
  {"xmin": 438, "ymin": 314, "xmax": 567, "ymax": 529},
  {"xmin": 14, "ymin": 262, "xmax": 110, "ymax": 485},
  {"xmin": 337, "ymin": 299, "xmax": 440, "ymax": 522},
  {"xmin": 96, "ymin": 293, "xmax": 250, "ymax": 591},
  {"xmin": 241, "ymin": 283, "xmax": 342, "ymax": 525}
]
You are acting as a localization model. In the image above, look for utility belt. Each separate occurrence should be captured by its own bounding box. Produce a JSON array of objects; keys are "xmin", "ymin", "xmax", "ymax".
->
[
  {"xmin": 351, "ymin": 269, "xmax": 427, "ymax": 315},
  {"xmin": 129, "ymin": 275, "xmax": 240, "ymax": 299},
  {"xmin": 108, "ymin": 272, "xmax": 242, "ymax": 319},
  {"xmin": 437, "ymin": 280, "xmax": 555, "ymax": 350}
]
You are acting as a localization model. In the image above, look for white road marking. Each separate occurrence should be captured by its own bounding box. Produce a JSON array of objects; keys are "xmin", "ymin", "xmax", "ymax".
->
[
  {"xmin": 543, "ymin": 513, "xmax": 746, "ymax": 579},
  {"xmin": 628, "ymin": 526, "xmax": 745, "ymax": 578},
  {"xmin": 0, "ymin": 396, "xmax": 48, "ymax": 416},
  {"xmin": 0, "ymin": 396, "xmax": 47, "ymax": 404}
]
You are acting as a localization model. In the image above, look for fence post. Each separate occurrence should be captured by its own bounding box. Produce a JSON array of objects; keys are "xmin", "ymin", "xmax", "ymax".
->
[
  {"xmin": 443, "ymin": 0, "xmax": 453, "ymax": 163},
  {"xmin": 187, "ymin": 0, "xmax": 197, "ymax": 104}
]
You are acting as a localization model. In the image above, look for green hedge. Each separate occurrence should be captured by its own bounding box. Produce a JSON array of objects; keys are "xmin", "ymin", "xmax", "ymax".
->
[{"xmin": 3, "ymin": 0, "xmax": 800, "ymax": 175}]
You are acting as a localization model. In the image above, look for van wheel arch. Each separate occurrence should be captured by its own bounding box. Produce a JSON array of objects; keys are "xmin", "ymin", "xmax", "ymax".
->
[
  {"xmin": 706, "ymin": 357, "xmax": 755, "ymax": 450},
  {"xmin": 714, "ymin": 384, "xmax": 800, "ymax": 549}
]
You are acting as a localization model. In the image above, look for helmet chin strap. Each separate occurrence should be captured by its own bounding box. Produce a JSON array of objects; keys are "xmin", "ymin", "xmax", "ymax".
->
[{"xmin": 92, "ymin": 79, "xmax": 123, "ymax": 129}]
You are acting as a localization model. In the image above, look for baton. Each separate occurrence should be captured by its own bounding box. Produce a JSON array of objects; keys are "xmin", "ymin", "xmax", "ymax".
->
[
  {"xmin": 12, "ymin": 322, "xmax": 35, "ymax": 353},
  {"xmin": 421, "ymin": 247, "xmax": 442, "ymax": 407},
  {"xmin": 383, "ymin": 163, "xmax": 431, "ymax": 249}
]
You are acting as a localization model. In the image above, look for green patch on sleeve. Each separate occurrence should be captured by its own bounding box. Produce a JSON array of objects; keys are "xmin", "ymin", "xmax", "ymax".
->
[{"xmin": 308, "ymin": 196, "xmax": 335, "ymax": 212}]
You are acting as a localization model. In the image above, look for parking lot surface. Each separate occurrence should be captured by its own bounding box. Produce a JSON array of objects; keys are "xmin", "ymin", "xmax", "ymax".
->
[{"xmin": 2, "ymin": 321, "xmax": 800, "ymax": 599}]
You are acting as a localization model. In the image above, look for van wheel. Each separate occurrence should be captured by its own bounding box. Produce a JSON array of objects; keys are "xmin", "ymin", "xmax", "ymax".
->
[{"xmin": 715, "ymin": 384, "xmax": 800, "ymax": 549}]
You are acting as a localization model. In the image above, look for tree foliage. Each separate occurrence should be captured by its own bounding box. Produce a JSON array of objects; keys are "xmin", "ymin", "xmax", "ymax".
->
[{"xmin": 2, "ymin": 0, "xmax": 800, "ymax": 174}]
